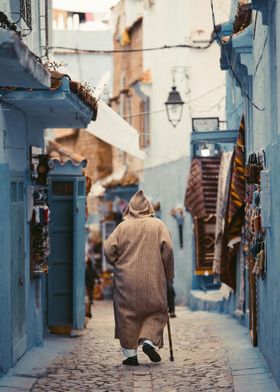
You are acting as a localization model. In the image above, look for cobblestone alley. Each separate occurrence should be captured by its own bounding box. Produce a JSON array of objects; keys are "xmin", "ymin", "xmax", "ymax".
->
[{"xmin": 1, "ymin": 301, "xmax": 278, "ymax": 392}]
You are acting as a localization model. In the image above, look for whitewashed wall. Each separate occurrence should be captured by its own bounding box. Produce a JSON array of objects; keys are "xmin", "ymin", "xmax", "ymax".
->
[{"xmin": 138, "ymin": 0, "xmax": 230, "ymax": 303}]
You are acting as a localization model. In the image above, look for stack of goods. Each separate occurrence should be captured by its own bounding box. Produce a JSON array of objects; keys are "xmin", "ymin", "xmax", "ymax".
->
[{"xmin": 244, "ymin": 153, "xmax": 265, "ymax": 279}]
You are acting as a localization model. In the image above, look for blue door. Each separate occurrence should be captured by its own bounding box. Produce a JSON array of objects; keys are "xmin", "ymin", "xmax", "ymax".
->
[
  {"xmin": 10, "ymin": 174, "xmax": 26, "ymax": 364},
  {"xmin": 48, "ymin": 176, "xmax": 86, "ymax": 329},
  {"xmin": 48, "ymin": 177, "xmax": 74, "ymax": 328},
  {"xmin": 73, "ymin": 177, "xmax": 86, "ymax": 329}
]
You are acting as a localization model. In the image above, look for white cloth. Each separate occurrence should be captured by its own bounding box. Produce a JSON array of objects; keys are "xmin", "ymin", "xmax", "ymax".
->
[
  {"xmin": 87, "ymin": 100, "xmax": 146, "ymax": 160},
  {"xmin": 122, "ymin": 339, "xmax": 158, "ymax": 358},
  {"xmin": 139, "ymin": 339, "xmax": 157, "ymax": 349},
  {"xmin": 121, "ymin": 348, "xmax": 137, "ymax": 358}
]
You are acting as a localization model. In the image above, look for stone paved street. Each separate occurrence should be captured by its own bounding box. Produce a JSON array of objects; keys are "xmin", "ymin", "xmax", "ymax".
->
[
  {"xmin": 30, "ymin": 301, "xmax": 234, "ymax": 392},
  {"xmin": 1, "ymin": 300, "xmax": 278, "ymax": 392}
]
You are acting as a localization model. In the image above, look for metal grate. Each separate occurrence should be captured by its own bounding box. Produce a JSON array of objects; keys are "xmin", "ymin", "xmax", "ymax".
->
[{"xmin": 20, "ymin": 0, "xmax": 32, "ymax": 29}]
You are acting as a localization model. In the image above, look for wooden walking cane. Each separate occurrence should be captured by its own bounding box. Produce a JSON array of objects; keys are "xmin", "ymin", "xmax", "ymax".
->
[
  {"xmin": 161, "ymin": 250, "xmax": 175, "ymax": 361},
  {"xmin": 167, "ymin": 315, "xmax": 174, "ymax": 361}
]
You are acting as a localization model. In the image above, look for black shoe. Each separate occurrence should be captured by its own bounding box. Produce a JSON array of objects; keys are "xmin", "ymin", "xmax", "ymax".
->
[
  {"xmin": 142, "ymin": 343, "xmax": 161, "ymax": 362},
  {"xmin": 122, "ymin": 356, "xmax": 139, "ymax": 366},
  {"xmin": 169, "ymin": 312, "xmax": 177, "ymax": 318}
]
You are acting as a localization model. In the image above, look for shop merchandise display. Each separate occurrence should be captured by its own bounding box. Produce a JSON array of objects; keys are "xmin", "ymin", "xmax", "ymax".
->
[
  {"xmin": 30, "ymin": 188, "xmax": 50, "ymax": 277},
  {"xmin": 30, "ymin": 148, "xmax": 51, "ymax": 278},
  {"xmin": 244, "ymin": 152, "xmax": 266, "ymax": 279}
]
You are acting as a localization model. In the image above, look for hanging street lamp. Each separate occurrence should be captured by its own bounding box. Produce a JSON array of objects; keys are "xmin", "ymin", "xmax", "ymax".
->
[{"xmin": 165, "ymin": 85, "xmax": 185, "ymax": 127}]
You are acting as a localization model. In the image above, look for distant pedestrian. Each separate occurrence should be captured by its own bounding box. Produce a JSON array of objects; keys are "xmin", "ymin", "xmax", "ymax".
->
[
  {"xmin": 104, "ymin": 190, "xmax": 174, "ymax": 366},
  {"xmin": 85, "ymin": 257, "xmax": 99, "ymax": 318}
]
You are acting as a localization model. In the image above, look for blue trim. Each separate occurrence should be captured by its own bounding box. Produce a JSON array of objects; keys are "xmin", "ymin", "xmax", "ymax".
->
[
  {"xmin": 0, "ymin": 164, "xmax": 12, "ymax": 375},
  {"xmin": 214, "ymin": 21, "xmax": 233, "ymax": 71},
  {"xmin": 252, "ymin": 0, "xmax": 275, "ymax": 26},
  {"xmin": 217, "ymin": 22, "xmax": 233, "ymax": 40},
  {"xmin": 230, "ymin": 25, "xmax": 253, "ymax": 93},
  {"xmin": 220, "ymin": 40, "xmax": 233, "ymax": 71},
  {"xmin": 104, "ymin": 185, "xmax": 138, "ymax": 201},
  {"xmin": 191, "ymin": 130, "xmax": 238, "ymax": 144},
  {"xmin": 49, "ymin": 160, "xmax": 85, "ymax": 176},
  {"xmin": 2, "ymin": 77, "xmax": 94, "ymax": 128},
  {"xmin": 0, "ymin": 30, "xmax": 50, "ymax": 89}
]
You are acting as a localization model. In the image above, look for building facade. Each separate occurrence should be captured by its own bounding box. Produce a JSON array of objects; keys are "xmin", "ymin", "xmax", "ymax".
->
[
  {"xmin": 0, "ymin": 0, "xmax": 97, "ymax": 375},
  {"xmin": 215, "ymin": 0, "xmax": 280, "ymax": 387},
  {"xmin": 49, "ymin": 3, "xmax": 115, "ymax": 216},
  {"xmin": 111, "ymin": 0, "xmax": 229, "ymax": 303},
  {"xmin": 0, "ymin": 0, "xmax": 51, "ymax": 374}
]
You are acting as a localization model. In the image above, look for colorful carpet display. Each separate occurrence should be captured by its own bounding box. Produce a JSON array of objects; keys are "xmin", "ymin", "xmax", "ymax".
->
[
  {"xmin": 220, "ymin": 116, "xmax": 246, "ymax": 289},
  {"xmin": 213, "ymin": 151, "xmax": 233, "ymax": 274},
  {"xmin": 184, "ymin": 116, "xmax": 246, "ymax": 283},
  {"xmin": 185, "ymin": 157, "xmax": 221, "ymax": 274}
]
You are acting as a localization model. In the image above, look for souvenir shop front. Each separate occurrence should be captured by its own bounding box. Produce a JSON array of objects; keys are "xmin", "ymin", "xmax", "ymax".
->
[
  {"xmin": 0, "ymin": 64, "xmax": 97, "ymax": 375},
  {"xmin": 185, "ymin": 118, "xmax": 238, "ymax": 292},
  {"xmin": 213, "ymin": 117, "xmax": 267, "ymax": 347},
  {"xmin": 185, "ymin": 114, "xmax": 269, "ymax": 348}
]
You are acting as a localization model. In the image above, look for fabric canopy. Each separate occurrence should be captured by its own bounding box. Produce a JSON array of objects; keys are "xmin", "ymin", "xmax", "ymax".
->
[{"xmin": 87, "ymin": 100, "xmax": 146, "ymax": 160}]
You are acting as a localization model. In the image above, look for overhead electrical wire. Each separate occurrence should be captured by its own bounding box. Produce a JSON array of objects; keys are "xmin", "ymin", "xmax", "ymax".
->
[
  {"xmin": 122, "ymin": 84, "xmax": 225, "ymax": 119},
  {"xmin": 49, "ymin": 41, "xmax": 214, "ymax": 54},
  {"xmin": 210, "ymin": 0, "xmax": 265, "ymax": 112}
]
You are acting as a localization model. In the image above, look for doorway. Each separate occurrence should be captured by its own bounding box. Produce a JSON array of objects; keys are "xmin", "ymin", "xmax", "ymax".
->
[{"xmin": 10, "ymin": 174, "xmax": 26, "ymax": 364}]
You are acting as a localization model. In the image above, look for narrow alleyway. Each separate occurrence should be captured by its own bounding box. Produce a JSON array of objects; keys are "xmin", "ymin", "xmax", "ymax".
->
[
  {"xmin": 14, "ymin": 301, "xmax": 274, "ymax": 392},
  {"xmin": 28, "ymin": 302, "xmax": 278, "ymax": 392},
  {"xmin": 29, "ymin": 301, "xmax": 232, "ymax": 392}
]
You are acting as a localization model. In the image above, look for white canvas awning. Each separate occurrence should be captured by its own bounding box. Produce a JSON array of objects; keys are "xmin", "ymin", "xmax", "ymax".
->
[{"xmin": 87, "ymin": 100, "xmax": 146, "ymax": 160}]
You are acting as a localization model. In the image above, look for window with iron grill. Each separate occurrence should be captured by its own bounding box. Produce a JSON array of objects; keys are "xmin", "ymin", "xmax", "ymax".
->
[{"xmin": 20, "ymin": 0, "xmax": 32, "ymax": 28}]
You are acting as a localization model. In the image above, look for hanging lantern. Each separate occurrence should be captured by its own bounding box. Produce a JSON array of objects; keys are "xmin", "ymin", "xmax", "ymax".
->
[{"xmin": 165, "ymin": 85, "xmax": 185, "ymax": 127}]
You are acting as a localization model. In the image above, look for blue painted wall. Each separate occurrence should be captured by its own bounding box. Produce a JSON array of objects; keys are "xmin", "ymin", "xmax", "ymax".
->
[
  {"xmin": 249, "ymin": 2, "xmax": 280, "ymax": 386},
  {"xmin": 223, "ymin": 0, "xmax": 280, "ymax": 387},
  {"xmin": 0, "ymin": 100, "xmax": 46, "ymax": 373},
  {"xmin": 140, "ymin": 157, "xmax": 193, "ymax": 305},
  {"xmin": 257, "ymin": 136, "xmax": 280, "ymax": 386},
  {"xmin": 0, "ymin": 163, "xmax": 12, "ymax": 375}
]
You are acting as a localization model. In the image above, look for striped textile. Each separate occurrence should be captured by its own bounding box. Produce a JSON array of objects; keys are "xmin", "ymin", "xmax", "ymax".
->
[
  {"xmin": 213, "ymin": 151, "xmax": 233, "ymax": 274},
  {"xmin": 227, "ymin": 116, "xmax": 246, "ymax": 241},
  {"xmin": 184, "ymin": 158, "xmax": 206, "ymax": 218},
  {"xmin": 184, "ymin": 157, "xmax": 221, "ymax": 218},
  {"xmin": 185, "ymin": 156, "xmax": 221, "ymax": 273},
  {"xmin": 220, "ymin": 116, "xmax": 246, "ymax": 289}
]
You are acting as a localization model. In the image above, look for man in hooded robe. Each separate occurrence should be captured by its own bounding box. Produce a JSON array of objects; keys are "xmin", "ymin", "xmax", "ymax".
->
[{"xmin": 104, "ymin": 190, "xmax": 174, "ymax": 366}]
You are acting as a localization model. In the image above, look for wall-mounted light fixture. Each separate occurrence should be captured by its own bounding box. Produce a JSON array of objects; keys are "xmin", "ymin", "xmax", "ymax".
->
[
  {"xmin": 191, "ymin": 117, "xmax": 221, "ymax": 157},
  {"xmin": 200, "ymin": 143, "xmax": 211, "ymax": 157},
  {"xmin": 165, "ymin": 85, "xmax": 185, "ymax": 127}
]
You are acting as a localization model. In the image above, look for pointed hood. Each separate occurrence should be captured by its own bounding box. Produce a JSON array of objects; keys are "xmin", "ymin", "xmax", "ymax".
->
[{"xmin": 123, "ymin": 190, "xmax": 155, "ymax": 220}]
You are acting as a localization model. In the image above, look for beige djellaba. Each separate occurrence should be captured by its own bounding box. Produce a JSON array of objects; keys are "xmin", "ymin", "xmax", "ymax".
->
[{"xmin": 104, "ymin": 190, "xmax": 174, "ymax": 350}]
